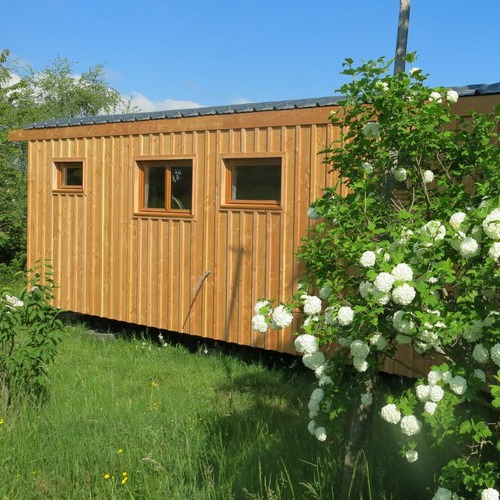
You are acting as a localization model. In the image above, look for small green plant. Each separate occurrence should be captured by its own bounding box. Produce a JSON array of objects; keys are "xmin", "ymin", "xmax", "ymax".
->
[{"xmin": 0, "ymin": 263, "xmax": 64, "ymax": 410}]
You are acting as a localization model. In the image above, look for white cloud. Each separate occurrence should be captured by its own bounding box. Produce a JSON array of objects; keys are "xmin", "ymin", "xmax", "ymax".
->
[
  {"xmin": 229, "ymin": 98, "xmax": 251, "ymax": 105},
  {"xmin": 6, "ymin": 72, "xmax": 21, "ymax": 87},
  {"xmin": 126, "ymin": 91, "xmax": 203, "ymax": 112}
]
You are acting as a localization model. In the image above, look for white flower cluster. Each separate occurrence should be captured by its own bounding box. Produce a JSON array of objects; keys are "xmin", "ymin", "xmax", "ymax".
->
[
  {"xmin": 369, "ymin": 332, "xmax": 388, "ymax": 351},
  {"xmin": 4, "ymin": 293, "xmax": 24, "ymax": 308},
  {"xmin": 362, "ymin": 262, "xmax": 416, "ymax": 309},
  {"xmin": 427, "ymin": 369, "xmax": 468, "ymax": 396},
  {"xmin": 301, "ymin": 294, "xmax": 322, "ymax": 316},
  {"xmin": 251, "ymin": 301, "xmax": 294, "ymax": 333},
  {"xmin": 307, "ymin": 206, "xmax": 320, "ymax": 220},
  {"xmin": 446, "ymin": 90, "xmax": 459, "ymax": 103},
  {"xmin": 360, "ymin": 250, "xmax": 376, "ymax": 268},
  {"xmin": 422, "ymin": 169, "xmax": 434, "ymax": 184},
  {"xmin": 308, "ymin": 419, "xmax": 327, "ymax": 442},
  {"xmin": 483, "ymin": 208, "xmax": 500, "ymax": 240},
  {"xmin": 380, "ymin": 403, "xmax": 401, "ymax": 424},
  {"xmin": 400, "ymin": 415, "xmax": 422, "ymax": 436},
  {"xmin": 294, "ymin": 334, "xmax": 318, "ymax": 355},
  {"xmin": 393, "ymin": 167, "xmax": 407, "ymax": 182},
  {"xmin": 308, "ymin": 387, "xmax": 324, "ymax": 418},
  {"xmin": 350, "ymin": 340, "xmax": 370, "ymax": 372},
  {"xmin": 272, "ymin": 305, "xmax": 294, "ymax": 329},
  {"xmin": 391, "ymin": 263, "xmax": 414, "ymax": 281},
  {"xmin": 374, "ymin": 272, "xmax": 395, "ymax": 293},
  {"xmin": 421, "ymin": 220, "xmax": 446, "ymax": 244},
  {"xmin": 251, "ymin": 314, "xmax": 269, "ymax": 333},
  {"xmin": 472, "ymin": 343, "xmax": 489, "ymax": 364},
  {"xmin": 447, "ymin": 205, "xmax": 500, "ymax": 260},
  {"xmin": 294, "ymin": 333, "xmax": 329, "ymax": 380},
  {"xmin": 393, "ymin": 310, "xmax": 415, "ymax": 336},
  {"xmin": 324, "ymin": 305, "xmax": 355, "ymax": 326},
  {"xmin": 338, "ymin": 306, "xmax": 354, "ymax": 326},
  {"xmin": 491, "ymin": 344, "xmax": 500, "ymax": 367},
  {"xmin": 392, "ymin": 283, "xmax": 416, "ymax": 305},
  {"xmin": 416, "ymin": 382, "xmax": 445, "ymax": 415},
  {"xmin": 307, "ymin": 382, "xmax": 329, "ymax": 441},
  {"xmin": 459, "ymin": 237, "xmax": 480, "ymax": 258},
  {"xmin": 380, "ymin": 406, "xmax": 422, "ymax": 448},
  {"xmin": 432, "ymin": 487, "xmax": 454, "ymax": 500},
  {"xmin": 360, "ymin": 392, "xmax": 373, "ymax": 406},
  {"xmin": 427, "ymin": 89, "xmax": 458, "ymax": 105},
  {"xmin": 489, "ymin": 241, "xmax": 500, "ymax": 261},
  {"xmin": 376, "ymin": 80, "xmax": 389, "ymax": 91},
  {"xmin": 362, "ymin": 122, "xmax": 380, "ymax": 138},
  {"xmin": 449, "ymin": 211, "xmax": 467, "ymax": 231},
  {"xmin": 482, "ymin": 488, "xmax": 500, "ymax": 500},
  {"xmin": 302, "ymin": 351, "xmax": 325, "ymax": 370}
]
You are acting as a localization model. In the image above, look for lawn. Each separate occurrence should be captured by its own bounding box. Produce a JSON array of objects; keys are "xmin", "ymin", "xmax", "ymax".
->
[
  {"xmin": 0, "ymin": 318, "xmax": 344, "ymax": 499},
  {"xmin": 0, "ymin": 315, "xmax": 439, "ymax": 499}
]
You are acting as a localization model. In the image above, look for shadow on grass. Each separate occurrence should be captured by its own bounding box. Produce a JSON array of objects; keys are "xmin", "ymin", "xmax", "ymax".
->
[
  {"xmin": 198, "ymin": 362, "xmax": 342, "ymax": 499},
  {"xmin": 200, "ymin": 367, "xmax": 448, "ymax": 500}
]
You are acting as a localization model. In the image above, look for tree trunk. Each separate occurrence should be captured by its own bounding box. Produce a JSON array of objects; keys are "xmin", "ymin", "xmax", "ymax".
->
[
  {"xmin": 340, "ymin": 379, "xmax": 374, "ymax": 499},
  {"xmin": 341, "ymin": 4, "xmax": 410, "ymax": 497},
  {"xmin": 394, "ymin": 0, "xmax": 411, "ymax": 74}
]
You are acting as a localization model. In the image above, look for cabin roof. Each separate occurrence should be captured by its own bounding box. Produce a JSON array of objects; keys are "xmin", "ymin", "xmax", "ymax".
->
[{"xmin": 21, "ymin": 82, "xmax": 500, "ymax": 131}]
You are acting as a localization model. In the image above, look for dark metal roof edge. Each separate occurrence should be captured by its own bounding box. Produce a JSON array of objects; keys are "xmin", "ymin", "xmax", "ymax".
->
[{"xmin": 22, "ymin": 83, "xmax": 499, "ymax": 130}]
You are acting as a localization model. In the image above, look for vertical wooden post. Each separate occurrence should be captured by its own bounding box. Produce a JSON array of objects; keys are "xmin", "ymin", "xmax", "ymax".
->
[{"xmin": 394, "ymin": 0, "xmax": 411, "ymax": 74}]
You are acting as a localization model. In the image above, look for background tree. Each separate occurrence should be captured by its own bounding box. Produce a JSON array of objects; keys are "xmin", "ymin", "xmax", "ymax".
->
[{"xmin": 0, "ymin": 49, "xmax": 124, "ymax": 276}]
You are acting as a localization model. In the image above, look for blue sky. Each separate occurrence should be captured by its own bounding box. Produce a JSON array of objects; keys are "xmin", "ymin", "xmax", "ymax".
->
[{"xmin": 2, "ymin": 0, "xmax": 499, "ymax": 112}]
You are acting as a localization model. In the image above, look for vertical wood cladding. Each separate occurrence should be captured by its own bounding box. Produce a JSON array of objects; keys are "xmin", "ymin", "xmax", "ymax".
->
[
  {"xmin": 27, "ymin": 114, "xmax": 341, "ymax": 354},
  {"xmin": 22, "ymin": 93, "xmax": 497, "ymax": 375}
]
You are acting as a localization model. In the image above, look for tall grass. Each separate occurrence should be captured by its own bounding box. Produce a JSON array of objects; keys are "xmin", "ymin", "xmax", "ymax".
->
[
  {"xmin": 0, "ymin": 320, "xmax": 439, "ymax": 499},
  {"xmin": 0, "ymin": 323, "xmax": 343, "ymax": 499}
]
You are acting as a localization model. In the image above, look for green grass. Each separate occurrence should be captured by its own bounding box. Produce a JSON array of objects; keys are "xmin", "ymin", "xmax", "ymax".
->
[
  {"xmin": 0, "ymin": 318, "xmax": 441, "ymax": 499},
  {"xmin": 0, "ymin": 322, "xmax": 343, "ymax": 499}
]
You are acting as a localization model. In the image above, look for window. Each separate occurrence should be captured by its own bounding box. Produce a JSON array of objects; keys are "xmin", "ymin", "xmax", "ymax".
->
[
  {"xmin": 225, "ymin": 158, "xmax": 281, "ymax": 207},
  {"xmin": 139, "ymin": 160, "xmax": 193, "ymax": 215},
  {"xmin": 55, "ymin": 161, "xmax": 84, "ymax": 192}
]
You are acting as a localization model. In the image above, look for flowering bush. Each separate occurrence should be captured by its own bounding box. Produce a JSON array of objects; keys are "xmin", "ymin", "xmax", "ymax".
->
[
  {"xmin": 251, "ymin": 55, "xmax": 499, "ymax": 498},
  {"xmin": 0, "ymin": 264, "xmax": 64, "ymax": 410}
]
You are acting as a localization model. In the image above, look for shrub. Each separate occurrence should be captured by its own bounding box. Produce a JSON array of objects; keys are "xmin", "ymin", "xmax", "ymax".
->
[
  {"xmin": 0, "ymin": 263, "xmax": 64, "ymax": 410},
  {"xmin": 253, "ymin": 55, "xmax": 499, "ymax": 498}
]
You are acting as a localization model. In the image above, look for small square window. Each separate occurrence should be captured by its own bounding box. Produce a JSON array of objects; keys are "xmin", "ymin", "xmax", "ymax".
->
[
  {"xmin": 225, "ymin": 158, "xmax": 281, "ymax": 207},
  {"xmin": 139, "ymin": 160, "xmax": 193, "ymax": 215},
  {"xmin": 55, "ymin": 161, "xmax": 84, "ymax": 192}
]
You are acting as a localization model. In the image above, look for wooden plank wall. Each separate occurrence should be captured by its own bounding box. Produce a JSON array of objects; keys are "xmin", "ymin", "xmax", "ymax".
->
[
  {"xmin": 24, "ymin": 93, "xmax": 498, "ymax": 377},
  {"xmin": 27, "ymin": 117, "xmax": 341, "ymax": 354}
]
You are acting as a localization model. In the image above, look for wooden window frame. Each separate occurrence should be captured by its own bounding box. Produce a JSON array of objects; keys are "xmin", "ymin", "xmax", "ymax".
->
[
  {"xmin": 223, "ymin": 157, "xmax": 282, "ymax": 210},
  {"xmin": 54, "ymin": 159, "xmax": 84, "ymax": 193},
  {"xmin": 137, "ymin": 159, "xmax": 193, "ymax": 217}
]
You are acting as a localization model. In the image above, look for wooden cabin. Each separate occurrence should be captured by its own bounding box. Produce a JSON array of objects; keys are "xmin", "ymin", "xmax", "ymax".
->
[{"xmin": 8, "ymin": 83, "xmax": 500, "ymax": 375}]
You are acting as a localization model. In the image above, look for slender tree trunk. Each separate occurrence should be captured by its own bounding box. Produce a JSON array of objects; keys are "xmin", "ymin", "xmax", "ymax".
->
[
  {"xmin": 340, "ymin": 379, "xmax": 374, "ymax": 499},
  {"xmin": 394, "ymin": 0, "xmax": 411, "ymax": 74},
  {"xmin": 341, "ymin": 6, "xmax": 411, "ymax": 497},
  {"xmin": 387, "ymin": 0, "xmax": 411, "ymax": 197}
]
